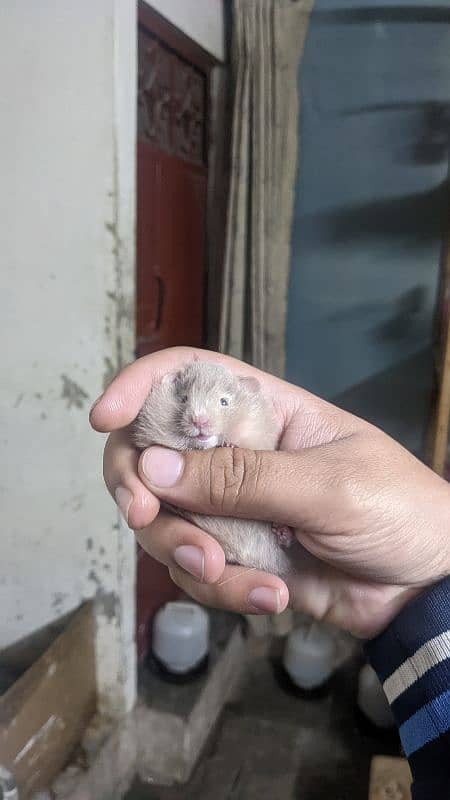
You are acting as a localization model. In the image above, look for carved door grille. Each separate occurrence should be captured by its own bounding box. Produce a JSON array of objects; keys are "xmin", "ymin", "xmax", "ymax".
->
[{"xmin": 138, "ymin": 28, "xmax": 206, "ymax": 166}]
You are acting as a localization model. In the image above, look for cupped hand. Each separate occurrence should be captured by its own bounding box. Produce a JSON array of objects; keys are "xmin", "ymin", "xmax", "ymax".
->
[{"xmin": 90, "ymin": 347, "xmax": 450, "ymax": 638}]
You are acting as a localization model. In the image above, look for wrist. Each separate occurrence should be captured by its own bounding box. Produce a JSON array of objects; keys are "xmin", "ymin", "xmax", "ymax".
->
[
  {"xmin": 372, "ymin": 508, "xmax": 450, "ymax": 638},
  {"xmin": 365, "ymin": 576, "xmax": 450, "ymax": 787},
  {"xmin": 366, "ymin": 577, "xmax": 448, "ymax": 641}
]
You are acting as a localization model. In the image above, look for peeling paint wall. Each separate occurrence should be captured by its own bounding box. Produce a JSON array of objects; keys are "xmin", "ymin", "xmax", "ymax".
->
[{"xmin": 0, "ymin": 0, "xmax": 136, "ymax": 716}]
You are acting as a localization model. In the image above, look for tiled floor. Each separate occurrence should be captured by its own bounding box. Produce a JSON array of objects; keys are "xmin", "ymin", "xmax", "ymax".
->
[{"xmin": 126, "ymin": 637, "xmax": 401, "ymax": 799}]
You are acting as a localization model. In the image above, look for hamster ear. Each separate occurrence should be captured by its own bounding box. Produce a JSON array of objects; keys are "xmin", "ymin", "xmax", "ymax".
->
[
  {"xmin": 238, "ymin": 375, "xmax": 261, "ymax": 394},
  {"xmin": 161, "ymin": 370, "xmax": 177, "ymax": 386}
]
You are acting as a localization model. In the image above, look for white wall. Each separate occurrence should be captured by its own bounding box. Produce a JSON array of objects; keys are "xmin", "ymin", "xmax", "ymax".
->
[
  {"xmin": 0, "ymin": 0, "xmax": 137, "ymax": 717},
  {"xmin": 147, "ymin": 0, "xmax": 225, "ymax": 60}
]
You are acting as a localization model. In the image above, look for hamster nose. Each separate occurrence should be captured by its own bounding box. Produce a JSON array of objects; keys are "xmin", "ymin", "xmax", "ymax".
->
[{"xmin": 192, "ymin": 414, "xmax": 209, "ymax": 428}]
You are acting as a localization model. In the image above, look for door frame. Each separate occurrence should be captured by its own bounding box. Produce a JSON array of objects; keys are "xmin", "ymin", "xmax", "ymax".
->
[
  {"xmin": 138, "ymin": 1, "xmax": 229, "ymax": 350},
  {"xmin": 138, "ymin": 2, "xmax": 218, "ymax": 74}
]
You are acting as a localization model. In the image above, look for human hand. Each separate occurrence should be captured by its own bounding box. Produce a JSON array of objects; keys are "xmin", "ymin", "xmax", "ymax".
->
[{"xmin": 90, "ymin": 347, "xmax": 450, "ymax": 638}]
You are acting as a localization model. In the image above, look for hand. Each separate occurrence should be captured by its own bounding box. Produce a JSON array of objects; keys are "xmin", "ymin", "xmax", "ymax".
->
[{"xmin": 90, "ymin": 347, "xmax": 450, "ymax": 638}]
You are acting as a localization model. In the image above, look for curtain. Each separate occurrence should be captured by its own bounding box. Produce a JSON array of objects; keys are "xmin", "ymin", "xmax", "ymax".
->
[{"xmin": 219, "ymin": 0, "xmax": 313, "ymax": 377}]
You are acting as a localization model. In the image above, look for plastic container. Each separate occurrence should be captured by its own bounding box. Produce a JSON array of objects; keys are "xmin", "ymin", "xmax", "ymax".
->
[
  {"xmin": 357, "ymin": 663, "xmax": 395, "ymax": 728},
  {"xmin": 152, "ymin": 601, "xmax": 210, "ymax": 675},
  {"xmin": 283, "ymin": 622, "xmax": 336, "ymax": 690},
  {"xmin": 0, "ymin": 766, "xmax": 18, "ymax": 800}
]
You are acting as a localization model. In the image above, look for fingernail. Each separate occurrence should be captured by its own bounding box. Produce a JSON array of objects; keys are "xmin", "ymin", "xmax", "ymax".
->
[
  {"xmin": 142, "ymin": 447, "xmax": 184, "ymax": 488},
  {"xmin": 248, "ymin": 587, "xmax": 280, "ymax": 614},
  {"xmin": 174, "ymin": 545, "xmax": 205, "ymax": 580},
  {"xmin": 115, "ymin": 486, "xmax": 133, "ymax": 525},
  {"xmin": 90, "ymin": 393, "xmax": 104, "ymax": 413}
]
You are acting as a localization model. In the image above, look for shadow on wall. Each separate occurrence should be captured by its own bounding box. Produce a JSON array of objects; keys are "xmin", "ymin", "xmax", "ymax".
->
[
  {"xmin": 340, "ymin": 101, "xmax": 450, "ymax": 165},
  {"xmin": 316, "ymin": 181, "xmax": 448, "ymax": 247},
  {"xmin": 320, "ymin": 98, "xmax": 450, "ymax": 243},
  {"xmin": 328, "ymin": 284, "xmax": 430, "ymax": 344},
  {"xmin": 286, "ymin": 0, "xmax": 450, "ymax": 449},
  {"xmin": 314, "ymin": 5, "xmax": 450, "ymax": 25},
  {"xmin": 333, "ymin": 348, "xmax": 432, "ymax": 455}
]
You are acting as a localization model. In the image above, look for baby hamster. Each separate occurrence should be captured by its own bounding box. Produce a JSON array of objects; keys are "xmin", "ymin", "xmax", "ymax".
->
[
  {"xmin": 132, "ymin": 360, "xmax": 299, "ymax": 577},
  {"xmin": 133, "ymin": 361, "xmax": 279, "ymax": 452}
]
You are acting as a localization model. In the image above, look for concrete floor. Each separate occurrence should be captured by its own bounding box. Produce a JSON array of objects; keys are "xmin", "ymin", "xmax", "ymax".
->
[{"xmin": 125, "ymin": 636, "xmax": 401, "ymax": 800}]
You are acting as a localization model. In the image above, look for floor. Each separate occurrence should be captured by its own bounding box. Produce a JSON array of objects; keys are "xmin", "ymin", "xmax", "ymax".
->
[{"xmin": 125, "ymin": 636, "xmax": 401, "ymax": 800}]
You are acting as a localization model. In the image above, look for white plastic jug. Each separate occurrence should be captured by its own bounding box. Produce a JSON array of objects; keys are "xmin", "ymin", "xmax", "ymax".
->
[
  {"xmin": 283, "ymin": 623, "xmax": 336, "ymax": 690},
  {"xmin": 357, "ymin": 663, "xmax": 395, "ymax": 728},
  {"xmin": 152, "ymin": 601, "xmax": 210, "ymax": 674}
]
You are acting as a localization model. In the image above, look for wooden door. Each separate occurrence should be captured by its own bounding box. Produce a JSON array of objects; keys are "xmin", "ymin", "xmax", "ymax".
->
[
  {"xmin": 135, "ymin": 6, "xmax": 214, "ymax": 659},
  {"xmin": 136, "ymin": 142, "xmax": 206, "ymax": 357}
]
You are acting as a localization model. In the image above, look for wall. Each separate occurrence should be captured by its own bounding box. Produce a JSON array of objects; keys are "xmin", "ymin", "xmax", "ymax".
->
[
  {"xmin": 286, "ymin": 0, "xmax": 449, "ymax": 445},
  {"xmin": 0, "ymin": 0, "xmax": 136, "ymax": 716},
  {"xmin": 146, "ymin": 0, "xmax": 225, "ymax": 60}
]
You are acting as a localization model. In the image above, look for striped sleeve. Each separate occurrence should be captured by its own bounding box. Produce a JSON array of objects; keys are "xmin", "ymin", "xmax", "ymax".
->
[{"xmin": 365, "ymin": 576, "xmax": 450, "ymax": 800}]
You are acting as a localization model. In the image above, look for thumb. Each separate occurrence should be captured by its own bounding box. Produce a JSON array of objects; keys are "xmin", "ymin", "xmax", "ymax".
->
[{"xmin": 138, "ymin": 444, "xmax": 338, "ymax": 527}]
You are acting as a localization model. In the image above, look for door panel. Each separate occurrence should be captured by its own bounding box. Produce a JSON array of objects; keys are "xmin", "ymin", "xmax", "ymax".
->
[{"xmin": 136, "ymin": 142, "xmax": 206, "ymax": 358}]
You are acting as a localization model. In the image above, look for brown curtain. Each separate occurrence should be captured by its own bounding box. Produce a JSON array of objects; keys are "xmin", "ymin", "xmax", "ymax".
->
[{"xmin": 219, "ymin": 0, "xmax": 313, "ymax": 377}]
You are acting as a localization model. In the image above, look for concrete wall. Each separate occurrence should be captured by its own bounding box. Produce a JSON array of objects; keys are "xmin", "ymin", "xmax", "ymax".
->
[
  {"xmin": 286, "ymin": 0, "xmax": 449, "ymax": 409},
  {"xmin": 0, "ymin": 0, "xmax": 137, "ymax": 716},
  {"xmin": 147, "ymin": 0, "xmax": 225, "ymax": 60}
]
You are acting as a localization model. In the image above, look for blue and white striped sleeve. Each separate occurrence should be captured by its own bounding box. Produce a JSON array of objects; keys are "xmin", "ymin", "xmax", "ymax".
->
[{"xmin": 365, "ymin": 576, "xmax": 450, "ymax": 800}]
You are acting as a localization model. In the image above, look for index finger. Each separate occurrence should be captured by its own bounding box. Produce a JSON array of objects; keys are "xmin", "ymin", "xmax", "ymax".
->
[{"xmin": 90, "ymin": 347, "xmax": 194, "ymax": 432}]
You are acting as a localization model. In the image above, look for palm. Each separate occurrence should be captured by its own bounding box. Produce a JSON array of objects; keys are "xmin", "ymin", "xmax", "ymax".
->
[{"xmin": 270, "ymin": 394, "xmax": 445, "ymax": 637}]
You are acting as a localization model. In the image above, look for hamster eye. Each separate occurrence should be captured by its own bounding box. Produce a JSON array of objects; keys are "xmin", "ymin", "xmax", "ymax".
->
[
  {"xmin": 220, "ymin": 397, "xmax": 229, "ymax": 407},
  {"xmin": 181, "ymin": 395, "xmax": 188, "ymax": 404}
]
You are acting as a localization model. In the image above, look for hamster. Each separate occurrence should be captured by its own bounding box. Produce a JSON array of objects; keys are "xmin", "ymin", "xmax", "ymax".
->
[
  {"xmin": 132, "ymin": 360, "xmax": 300, "ymax": 578},
  {"xmin": 133, "ymin": 361, "xmax": 279, "ymax": 452}
]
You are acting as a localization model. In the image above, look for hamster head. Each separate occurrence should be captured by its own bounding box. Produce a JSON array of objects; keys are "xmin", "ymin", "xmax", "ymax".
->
[{"xmin": 171, "ymin": 361, "xmax": 258, "ymax": 450}]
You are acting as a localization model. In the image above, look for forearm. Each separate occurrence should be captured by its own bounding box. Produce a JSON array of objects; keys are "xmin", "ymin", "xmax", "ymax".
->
[{"xmin": 365, "ymin": 576, "xmax": 450, "ymax": 800}]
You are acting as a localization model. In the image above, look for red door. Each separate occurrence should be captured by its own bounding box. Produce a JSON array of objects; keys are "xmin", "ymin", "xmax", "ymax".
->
[
  {"xmin": 135, "ymin": 9, "xmax": 212, "ymax": 659},
  {"xmin": 136, "ymin": 143, "xmax": 206, "ymax": 358}
]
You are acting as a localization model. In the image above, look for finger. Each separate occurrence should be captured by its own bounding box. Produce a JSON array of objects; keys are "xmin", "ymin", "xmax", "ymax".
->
[
  {"xmin": 138, "ymin": 437, "xmax": 362, "ymax": 530},
  {"xmin": 90, "ymin": 347, "xmax": 195, "ymax": 432},
  {"xmin": 135, "ymin": 510, "xmax": 226, "ymax": 584},
  {"xmin": 103, "ymin": 429, "xmax": 160, "ymax": 530},
  {"xmin": 168, "ymin": 563, "xmax": 289, "ymax": 615}
]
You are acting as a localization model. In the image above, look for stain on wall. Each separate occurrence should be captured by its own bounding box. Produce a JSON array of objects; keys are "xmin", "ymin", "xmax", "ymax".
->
[{"xmin": 60, "ymin": 375, "xmax": 89, "ymax": 410}]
